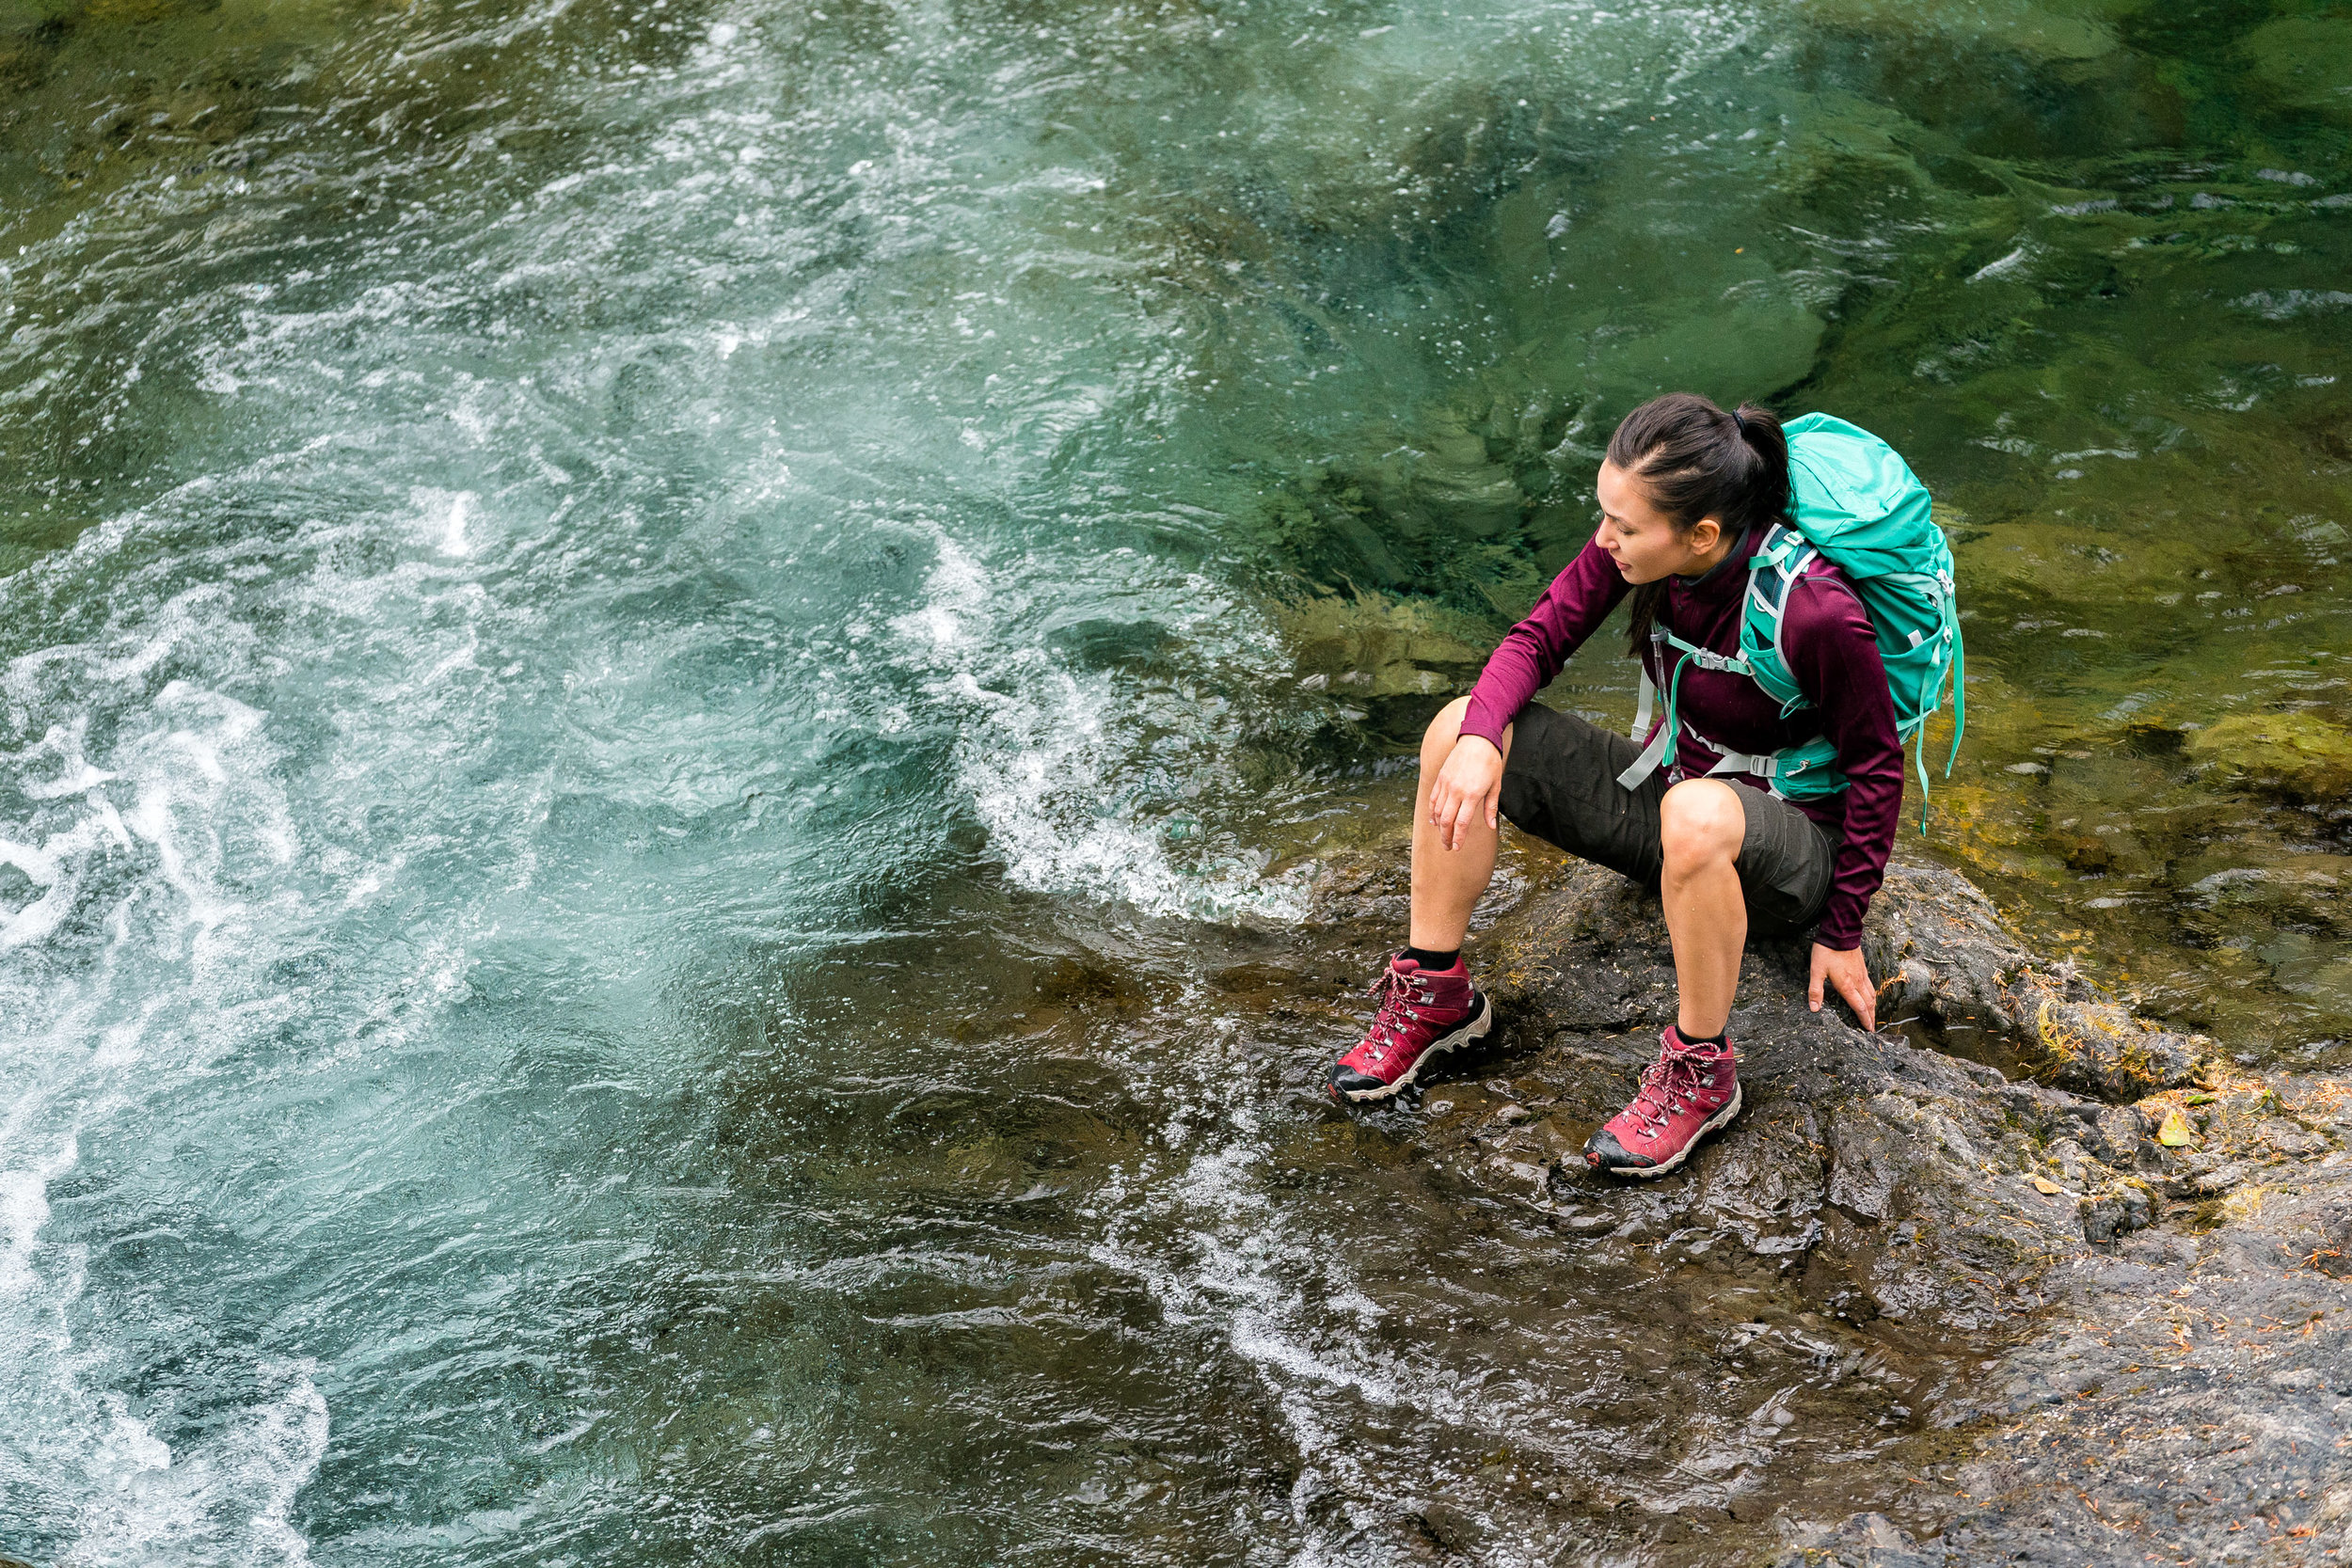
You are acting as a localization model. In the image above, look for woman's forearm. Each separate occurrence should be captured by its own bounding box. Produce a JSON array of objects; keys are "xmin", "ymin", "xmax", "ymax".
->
[{"xmin": 1459, "ymin": 537, "xmax": 1629, "ymax": 747}]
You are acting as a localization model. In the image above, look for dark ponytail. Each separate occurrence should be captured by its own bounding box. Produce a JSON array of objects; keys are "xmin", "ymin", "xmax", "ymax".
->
[{"xmin": 1611, "ymin": 393, "xmax": 1792, "ymax": 654}]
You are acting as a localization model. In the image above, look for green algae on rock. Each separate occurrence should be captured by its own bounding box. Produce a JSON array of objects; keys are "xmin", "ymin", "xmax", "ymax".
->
[
  {"xmin": 2241, "ymin": 15, "xmax": 2352, "ymax": 122},
  {"xmin": 2185, "ymin": 709, "xmax": 2352, "ymax": 801},
  {"xmin": 1784, "ymin": 0, "xmax": 2154, "ymax": 62}
]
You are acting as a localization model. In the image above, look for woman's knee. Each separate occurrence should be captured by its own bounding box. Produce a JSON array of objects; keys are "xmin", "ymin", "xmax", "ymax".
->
[
  {"xmin": 1659, "ymin": 780, "xmax": 1744, "ymax": 873},
  {"xmin": 1421, "ymin": 696, "xmax": 1472, "ymax": 763}
]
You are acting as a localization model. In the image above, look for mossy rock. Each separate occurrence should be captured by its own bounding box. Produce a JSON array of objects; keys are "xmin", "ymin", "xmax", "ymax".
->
[
  {"xmin": 1277, "ymin": 590, "xmax": 1489, "ymax": 698},
  {"xmin": 2242, "ymin": 17, "xmax": 2352, "ymax": 122},
  {"xmin": 1956, "ymin": 520, "xmax": 2208, "ymax": 607},
  {"xmin": 1788, "ymin": 0, "xmax": 2149, "ymax": 62},
  {"xmin": 2184, "ymin": 711, "xmax": 2352, "ymax": 801}
]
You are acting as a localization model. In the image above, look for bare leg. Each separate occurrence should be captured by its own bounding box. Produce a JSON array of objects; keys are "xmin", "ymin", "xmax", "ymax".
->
[
  {"xmin": 1657, "ymin": 779, "xmax": 1748, "ymax": 1037},
  {"xmin": 1407, "ymin": 697, "xmax": 1515, "ymax": 954}
]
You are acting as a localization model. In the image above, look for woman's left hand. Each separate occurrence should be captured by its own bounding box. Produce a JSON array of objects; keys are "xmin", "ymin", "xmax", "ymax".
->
[{"xmin": 1808, "ymin": 942, "xmax": 1877, "ymax": 1030}]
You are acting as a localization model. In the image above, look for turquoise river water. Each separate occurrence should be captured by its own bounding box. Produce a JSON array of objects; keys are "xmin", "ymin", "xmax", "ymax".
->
[{"xmin": 1, "ymin": 0, "xmax": 2347, "ymax": 1562}]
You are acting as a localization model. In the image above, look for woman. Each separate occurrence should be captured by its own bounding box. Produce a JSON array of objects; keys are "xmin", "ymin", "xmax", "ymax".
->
[{"xmin": 1327, "ymin": 392, "xmax": 1902, "ymax": 1177}]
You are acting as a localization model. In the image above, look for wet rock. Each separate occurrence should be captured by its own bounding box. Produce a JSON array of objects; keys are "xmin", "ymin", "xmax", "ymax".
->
[
  {"xmin": 1413, "ymin": 1497, "xmax": 1488, "ymax": 1553},
  {"xmin": 1306, "ymin": 851, "xmax": 1414, "ymax": 928},
  {"xmin": 1862, "ymin": 860, "xmax": 2216, "ymax": 1100},
  {"xmin": 2186, "ymin": 1160, "xmax": 2255, "ymax": 1197},
  {"xmin": 2029, "ymin": 999, "xmax": 2205, "ymax": 1101},
  {"xmin": 1464, "ymin": 856, "xmax": 2121, "ymax": 1343},
  {"xmin": 1689, "ymin": 1103, "xmax": 1824, "ymax": 1257},
  {"xmin": 1772, "ymin": 1511, "xmax": 1938, "ymax": 1567},
  {"xmin": 1308, "ymin": 836, "xmax": 2352, "ymax": 1566},
  {"xmin": 1993, "ymin": 1076, "xmax": 2088, "ymax": 1143},
  {"xmin": 2042, "ymin": 1136, "xmax": 2090, "ymax": 1187},
  {"xmin": 2071, "ymin": 1102, "xmax": 2147, "ymax": 1166},
  {"xmin": 1822, "ymin": 1090, "xmax": 1979, "ymax": 1221},
  {"xmin": 2259, "ymin": 1115, "xmax": 2329, "ymax": 1157},
  {"xmin": 1523, "ymin": 1111, "xmax": 1581, "ymax": 1164},
  {"xmin": 1473, "ymin": 1148, "xmax": 1550, "ymax": 1199},
  {"xmin": 1863, "ymin": 857, "xmax": 2028, "ymax": 1042},
  {"xmin": 1033, "ymin": 957, "xmax": 1147, "ymax": 1009},
  {"xmin": 2075, "ymin": 1180, "xmax": 2153, "ymax": 1246},
  {"xmin": 1644, "ymin": 1506, "xmax": 1692, "ymax": 1544},
  {"xmin": 2300, "ymin": 1202, "xmax": 2352, "ymax": 1278},
  {"xmin": 2172, "ymin": 1144, "xmax": 2222, "ymax": 1175},
  {"xmin": 1917, "ymin": 1162, "xmax": 2352, "ymax": 1565}
]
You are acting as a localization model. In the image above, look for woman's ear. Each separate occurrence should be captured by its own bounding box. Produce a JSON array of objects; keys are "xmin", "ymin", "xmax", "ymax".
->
[{"xmin": 1687, "ymin": 515, "xmax": 1723, "ymax": 556}]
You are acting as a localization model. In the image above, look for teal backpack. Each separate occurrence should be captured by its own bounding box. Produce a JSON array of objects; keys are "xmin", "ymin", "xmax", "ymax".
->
[{"xmin": 1615, "ymin": 413, "xmax": 1965, "ymax": 829}]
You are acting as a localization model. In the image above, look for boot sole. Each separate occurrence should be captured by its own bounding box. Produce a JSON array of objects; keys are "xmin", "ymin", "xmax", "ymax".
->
[
  {"xmin": 1612, "ymin": 1083, "xmax": 1743, "ymax": 1180},
  {"xmin": 1332, "ymin": 994, "xmax": 1493, "ymax": 1103}
]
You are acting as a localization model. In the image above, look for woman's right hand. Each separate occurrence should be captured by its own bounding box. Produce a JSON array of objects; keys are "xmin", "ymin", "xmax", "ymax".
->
[{"xmin": 1429, "ymin": 735, "xmax": 1505, "ymax": 851}]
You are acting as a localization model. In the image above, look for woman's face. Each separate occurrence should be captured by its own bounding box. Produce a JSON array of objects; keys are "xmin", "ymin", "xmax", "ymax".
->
[{"xmin": 1594, "ymin": 460, "xmax": 1723, "ymax": 584}]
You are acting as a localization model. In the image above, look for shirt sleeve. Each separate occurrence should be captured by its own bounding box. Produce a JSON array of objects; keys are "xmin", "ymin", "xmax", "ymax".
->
[
  {"xmin": 1458, "ymin": 535, "xmax": 1631, "ymax": 751},
  {"xmin": 1783, "ymin": 571, "xmax": 1905, "ymax": 950}
]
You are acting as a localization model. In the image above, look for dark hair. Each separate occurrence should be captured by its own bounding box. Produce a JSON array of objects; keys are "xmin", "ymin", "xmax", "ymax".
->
[{"xmin": 1608, "ymin": 393, "xmax": 1792, "ymax": 654}]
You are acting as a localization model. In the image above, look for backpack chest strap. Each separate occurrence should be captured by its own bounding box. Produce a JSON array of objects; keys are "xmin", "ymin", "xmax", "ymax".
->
[
  {"xmin": 1618, "ymin": 601, "xmax": 1849, "ymax": 796},
  {"xmin": 1617, "ymin": 627, "xmax": 1758, "ymax": 790}
]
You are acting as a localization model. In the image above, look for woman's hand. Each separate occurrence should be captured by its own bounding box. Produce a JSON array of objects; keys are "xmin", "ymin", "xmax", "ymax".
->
[
  {"xmin": 1428, "ymin": 735, "xmax": 1504, "ymax": 851},
  {"xmin": 1808, "ymin": 942, "xmax": 1877, "ymax": 1030}
]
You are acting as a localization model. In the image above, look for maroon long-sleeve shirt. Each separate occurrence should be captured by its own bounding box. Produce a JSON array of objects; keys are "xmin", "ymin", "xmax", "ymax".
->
[{"xmin": 1459, "ymin": 529, "xmax": 1902, "ymax": 949}]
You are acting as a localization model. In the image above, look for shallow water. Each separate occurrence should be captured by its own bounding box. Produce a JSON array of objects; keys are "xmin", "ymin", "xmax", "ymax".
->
[{"xmin": 0, "ymin": 0, "xmax": 2345, "ymax": 1560}]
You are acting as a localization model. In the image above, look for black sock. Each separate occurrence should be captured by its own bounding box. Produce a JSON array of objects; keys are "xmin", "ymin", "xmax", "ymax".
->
[
  {"xmin": 1401, "ymin": 945, "xmax": 1461, "ymax": 972},
  {"xmin": 1677, "ymin": 1028, "xmax": 1727, "ymax": 1050}
]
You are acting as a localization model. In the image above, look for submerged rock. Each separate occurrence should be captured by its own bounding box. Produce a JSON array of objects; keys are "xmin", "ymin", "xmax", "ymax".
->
[
  {"xmin": 1773, "ymin": 1510, "xmax": 1941, "ymax": 1568},
  {"xmin": 1275, "ymin": 590, "xmax": 1491, "ymax": 707},
  {"xmin": 2185, "ymin": 709, "xmax": 2352, "ymax": 802},
  {"xmin": 2242, "ymin": 15, "xmax": 2352, "ymax": 122}
]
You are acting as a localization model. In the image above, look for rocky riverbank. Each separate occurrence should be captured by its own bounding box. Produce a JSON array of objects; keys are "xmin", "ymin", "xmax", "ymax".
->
[{"xmin": 1299, "ymin": 834, "xmax": 2352, "ymax": 1565}]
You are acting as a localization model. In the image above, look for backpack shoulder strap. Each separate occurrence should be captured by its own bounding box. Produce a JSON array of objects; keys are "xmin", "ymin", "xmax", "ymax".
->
[{"xmin": 1738, "ymin": 523, "xmax": 1813, "ymax": 715}]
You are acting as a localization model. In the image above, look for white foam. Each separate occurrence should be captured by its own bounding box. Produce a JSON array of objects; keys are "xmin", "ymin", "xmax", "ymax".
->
[
  {"xmin": 12, "ymin": 720, "xmax": 119, "ymax": 801},
  {"xmin": 441, "ymin": 491, "xmax": 476, "ymax": 556},
  {"xmin": 0, "ymin": 1114, "xmax": 326, "ymax": 1567},
  {"xmin": 50, "ymin": 1362, "xmax": 330, "ymax": 1568},
  {"xmin": 0, "ymin": 1139, "xmax": 72, "ymax": 1299},
  {"xmin": 891, "ymin": 526, "xmax": 1311, "ymax": 923},
  {"xmin": 1, "ymin": 562, "xmax": 326, "ymax": 1562}
]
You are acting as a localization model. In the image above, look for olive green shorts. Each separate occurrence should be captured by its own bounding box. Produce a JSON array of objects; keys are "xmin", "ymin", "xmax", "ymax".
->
[{"xmin": 1494, "ymin": 703, "xmax": 1839, "ymax": 937}]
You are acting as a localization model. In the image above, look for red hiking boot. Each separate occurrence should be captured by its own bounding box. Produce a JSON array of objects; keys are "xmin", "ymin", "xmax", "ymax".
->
[
  {"xmin": 1327, "ymin": 956, "xmax": 1491, "ymax": 1103},
  {"xmin": 1583, "ymin": 1026, "xmax": 1741, "ymax": 1177}
]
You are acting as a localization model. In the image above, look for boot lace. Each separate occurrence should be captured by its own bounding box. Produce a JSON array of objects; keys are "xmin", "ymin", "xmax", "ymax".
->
[
  {"xmin": 1359, "ymin": 968, "xmax": 1436, "ymax": 1066},
  {"xmin": 1629, "ymin": 1039, "xmax": 1718, "ymax": 1133}
]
